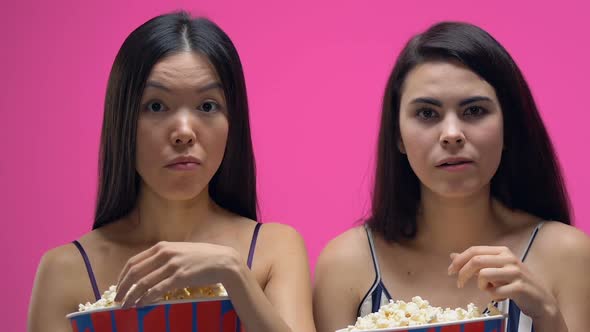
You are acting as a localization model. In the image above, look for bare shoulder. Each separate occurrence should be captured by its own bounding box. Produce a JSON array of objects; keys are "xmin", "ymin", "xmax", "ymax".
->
[
  {"xmin": 40, "ymin": 242, "xmax": 81, "ymax": 268},
  {"xmin": 315, "ymin": 225, "xmax": 374, "ymax": 294},
  {"xmin": 317, "ymin": 225, "xmax": 369, "ymax": 270},
  {"xmin": 28, "ymin": 242, "xmax": 95, "ymax": 332},
  {"xmin": 34, "ymin": 242, "xmax": 94, "ymax": 304},
  {"xmin": 532, "ymin": 221, "xmax": 590, "ymax": 281},
  {"xmin": 535, "ymin": 221, "xmax": 590, "ymax": 257},
  {"xmin": 36, "ymin": 243, "xmax": 85, "ymax": 286},
  {"xmin": 532, "ymin": 222, "xmax": 590, "ymax": 329},
  {"xmin": 254, "ymin": 222, "xmax": 309, "ymax": 263},
  {"xmin": 313, "ymin": 226, "xmax": 372, "ymax": 332},
  {"xmin": 219, "ymin": 212, "xmax": 306, "ymax": 254},
  {"xmin": 257, "ymin": 222, "xmax": 305, "ymax": 244},
  {"xmin": 248, "ymin": 222, "xmax": 308, "ymax": 258}
]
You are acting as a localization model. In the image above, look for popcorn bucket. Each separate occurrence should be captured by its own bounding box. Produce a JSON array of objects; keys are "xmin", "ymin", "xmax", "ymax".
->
[
  {"xmin": 336, "ymin": 315, "xmax": 507, "ymax": 332},
  {"xmin": 66, "ymin": 297, "xmax": 241, "ymax": 332}
]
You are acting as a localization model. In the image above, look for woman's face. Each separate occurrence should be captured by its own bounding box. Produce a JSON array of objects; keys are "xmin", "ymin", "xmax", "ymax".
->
[
  {"xmin": 398, "ymin": 61, "xmax": 504, "ymax": 198},
  {"xmin": 136, "ymin": 51, "xmax": 229, "ymax": 201}
]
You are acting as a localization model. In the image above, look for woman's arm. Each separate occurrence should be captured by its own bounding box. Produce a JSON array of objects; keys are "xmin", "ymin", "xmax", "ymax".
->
[
  {"xmin": 28, "ymin": 245, "xmax": 87, "ymax": 332},
  {"xmin": 224, "ymin": 223, "xmax": 316, "ymax": 332},
  {"xmin": 313, "ymin": 228, "xmax": 367, "ymax": 332},
  {"xmin": 549, "ymin": 224, "xmax": 590, "ymax": 332}
]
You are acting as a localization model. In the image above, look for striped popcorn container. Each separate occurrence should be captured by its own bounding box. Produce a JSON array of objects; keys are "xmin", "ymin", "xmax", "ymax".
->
[
  {"xmin": 336, "ymin": 315, "xmax": 507, "ymax": 332},
  {"xmin": 66, "ymin": 297, "xmax": 241, "ymax": 332}
]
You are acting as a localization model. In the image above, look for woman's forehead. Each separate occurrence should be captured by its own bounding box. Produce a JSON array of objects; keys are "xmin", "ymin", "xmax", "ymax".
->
[
  {"xmin": 146, "ymin": 52, "xmax": 220, "ymax": 90},
  {"xmin": 401, "ymin": 61, "xmax": 497, "ymax": 103}
]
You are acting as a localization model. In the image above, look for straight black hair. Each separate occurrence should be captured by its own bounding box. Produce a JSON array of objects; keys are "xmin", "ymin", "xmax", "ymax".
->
[{"xmin": 94, "ymin": 12, "xmax": 257, "ymax": 229}]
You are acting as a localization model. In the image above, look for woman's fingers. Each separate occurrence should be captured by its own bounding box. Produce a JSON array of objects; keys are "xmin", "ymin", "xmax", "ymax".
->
[
  {"xmin": 448, "ymin": 246, "xmax": 509, "ymax": 275},
  {"xmin": 455, "ymin": 254, "xmax": 515, "ymax": 288},
  {"xmin": 476, "ymin": 266, "xmax": 520, "ymax": 290},
  {"xmin": 120, "ymin": 263, "xmax": 173, "ymax": 308},
  {"xmin": 135, "ymin": 277, "xmax": 177, "ymax": 307},
  {"xmin": 116, "ymin": 244, "xmax": 164, "ymax": 291},
  {"xmin": 115, "ymin": 244, "xmax": 173, "ymax": 302}
]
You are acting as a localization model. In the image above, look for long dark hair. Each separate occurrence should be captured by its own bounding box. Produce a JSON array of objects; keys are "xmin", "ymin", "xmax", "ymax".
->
[
  {"xmin": 368, "ymin": 22, "xmax": 571, "ymax": 242},
  {"xmin": 93, "ymin": 12, "xmax": 257, "ymax": 229}
]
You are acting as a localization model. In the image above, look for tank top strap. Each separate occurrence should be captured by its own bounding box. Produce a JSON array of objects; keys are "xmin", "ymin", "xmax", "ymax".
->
[
  {"xmin": 246, "ymin": 223, "xmax": 262, "ymax": 269},
  {"xmin": 364, "ymin": 224, "xmax": 383, "ymax": 282},
  {"xmin": 520, "ymin": 222, "xmax": 544, "ymax": 262},
  {"xmin": 72, "ymin": 240, "xmax": 101, "ymax": 301}
]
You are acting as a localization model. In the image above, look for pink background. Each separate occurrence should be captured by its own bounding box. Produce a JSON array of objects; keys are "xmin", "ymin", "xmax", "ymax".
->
[{"xmin": 1, "ymin": 0, "xmax": 589, "ymax": 330}]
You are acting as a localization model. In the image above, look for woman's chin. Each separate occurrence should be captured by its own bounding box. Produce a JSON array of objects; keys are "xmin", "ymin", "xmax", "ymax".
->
[
  {"xmin": 150, "ymin": 187, "xmax": 208, "ymax": 202},
  {"xmin": 426, "ymin": 182, "xmax": 488, "ymax": 200}
]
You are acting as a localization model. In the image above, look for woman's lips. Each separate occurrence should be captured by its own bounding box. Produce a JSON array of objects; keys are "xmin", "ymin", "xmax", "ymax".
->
[
  {"xmin": 165, "ymin": 161, "xmax": 201, "ymax": 170},
  {"xmin": 436, "ymin": 161, "xmax": 474, "ymax": 172},
  {"xmin": 165, "ymin": 155, "xmax": 202, "ymax": 170}
]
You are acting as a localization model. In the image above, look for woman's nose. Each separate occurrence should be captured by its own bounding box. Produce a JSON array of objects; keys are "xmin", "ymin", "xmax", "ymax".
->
[
  {"xmin": 169, "ymin": 111, "xmax": 197, "ymax": 146},
  {"xmin": 439, "ymin": 117, "xmax": 465, "ymax": 148}
]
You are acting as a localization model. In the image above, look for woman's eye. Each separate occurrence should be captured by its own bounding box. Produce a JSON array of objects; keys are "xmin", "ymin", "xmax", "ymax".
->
[
  {"xmin": 199, "ymin": 101, "xmax": 220, "ymax": 113},
  {"xmin": 146, "ymin": 101, "xmax": 167, "ymax": 112},
  {"xmin": 464, "ymin": 106, "xmax": 487, "ymax": 118},
  {"xmin": 416, "ymin": 108, "xmax": 439, "ymax": 120}
]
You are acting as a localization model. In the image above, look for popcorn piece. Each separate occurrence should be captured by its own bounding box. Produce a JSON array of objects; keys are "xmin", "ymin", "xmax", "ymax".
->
[{"xmin": 78, "ymin": 285, "xmax": 117, "ymax": 312}]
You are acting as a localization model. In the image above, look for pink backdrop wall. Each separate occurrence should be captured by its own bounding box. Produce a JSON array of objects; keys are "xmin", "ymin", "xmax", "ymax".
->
[{"xmin": 1, "ymin": 0, "xmax": 588, "ymax": 330}]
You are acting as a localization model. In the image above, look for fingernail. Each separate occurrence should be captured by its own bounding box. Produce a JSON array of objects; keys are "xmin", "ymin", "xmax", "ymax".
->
[
  {"xmin": 450, "ymin": 253, "xmax": 458, "ymax": 259},
  {"xmin": 448, "ymin": 263, "xmax": 457, "ymax": 275},
  {"xmin": 121, "ymin": 295, "xmax": 130, "ymax": 308}
]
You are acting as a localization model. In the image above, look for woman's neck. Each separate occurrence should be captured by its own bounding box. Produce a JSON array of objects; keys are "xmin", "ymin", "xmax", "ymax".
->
[
  {"xmin": 126, "ymin": 185, "xmax": 221, "ymax": 244},
  {"xmin": 410, "ymin": 185, "xmax": 506, "ymax": 254}
]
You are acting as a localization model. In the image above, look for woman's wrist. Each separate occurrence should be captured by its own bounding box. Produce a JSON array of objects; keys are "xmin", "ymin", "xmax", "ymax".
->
[{"xmin": 216, "ymin": 246, "xmax": 247, "ymax": 290}]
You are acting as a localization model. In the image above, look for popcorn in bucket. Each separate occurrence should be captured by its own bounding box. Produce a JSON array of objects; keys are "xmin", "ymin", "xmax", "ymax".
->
[
  {"xmin": 338, "ymin": 296, "xmax": 506, "ymax": 332},
  {"xmin": 67, "ymin": 284, "xmax": 240, "ymax": 332}
]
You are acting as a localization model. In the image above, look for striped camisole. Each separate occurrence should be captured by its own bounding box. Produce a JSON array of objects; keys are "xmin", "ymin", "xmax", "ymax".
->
[{"xmin": 358, "ymin": 222, "xmax": 544, "ymax": 332}]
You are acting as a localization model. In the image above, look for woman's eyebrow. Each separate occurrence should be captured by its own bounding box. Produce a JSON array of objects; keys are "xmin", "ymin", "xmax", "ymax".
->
[
  {"xmin": 410, "ymin": 97, "xmax": 442, "ymax": 107},
  {"xmin": 144, "ymin": 81, "xmax": 223, "ymax": 94},
  {"xmin": 409, "ymin": 96, "xmax": 493, "ymax": 107},
  {"xmin": 145, "ymin": 80, "xmax": 170, "ymax": 92},
  {"xmin": 458, "ymin": 96, "xmax": 492, "ymax": 106},
  {"xmin": 196, "ymin": 82, "xmax": 223, "ymax": 94}
]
